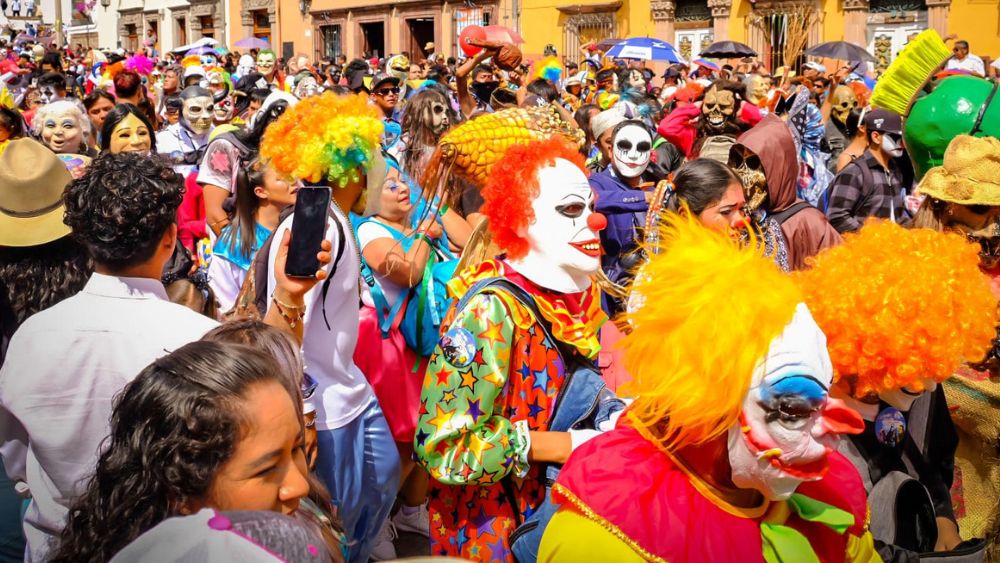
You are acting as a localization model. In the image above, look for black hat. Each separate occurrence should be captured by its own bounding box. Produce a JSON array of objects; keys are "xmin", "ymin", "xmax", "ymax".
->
[{"xmin": 863, "ymin": 108, "xmax": 903, "ymax": 135}]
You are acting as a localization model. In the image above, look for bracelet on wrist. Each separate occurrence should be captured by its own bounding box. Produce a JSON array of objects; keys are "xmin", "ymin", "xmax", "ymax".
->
[{"xmin": 272, "ymin": 294, "xmax": 306, "ymax": 329}]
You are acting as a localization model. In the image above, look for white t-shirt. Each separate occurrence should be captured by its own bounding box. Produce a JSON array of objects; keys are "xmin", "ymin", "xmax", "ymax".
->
[
  {"xmin": 945, "ymin": 53, "xmax": 986, "ymax": 76},
  {"xmin": 197, "ymin": 137, "xmax": 241, "ymax": 193},
  {"xmin": 357, "ymin": 221, "xmax": 406, "ymax": 310},
  {"xmin": 0, "ymin": 274, "xmax": 218, "ymax": 562},
  {"xmin": 266, "ymin": 202, "xmax": 373, "ymax": 430}
]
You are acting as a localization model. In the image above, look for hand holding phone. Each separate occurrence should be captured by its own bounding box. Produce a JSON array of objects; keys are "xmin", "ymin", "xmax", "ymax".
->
[{"xmin": 285, "ymin": 185, "xmax": 332, "ymax": 278}]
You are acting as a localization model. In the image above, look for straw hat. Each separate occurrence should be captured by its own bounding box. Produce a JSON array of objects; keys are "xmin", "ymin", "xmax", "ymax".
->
[
  {"xmin": 0, "ymin": 138, "xmax": 73, "ymax": 247},
  {"xmin": 918, "ymin": 135, "xmax": 1000, "ymax": 205}
]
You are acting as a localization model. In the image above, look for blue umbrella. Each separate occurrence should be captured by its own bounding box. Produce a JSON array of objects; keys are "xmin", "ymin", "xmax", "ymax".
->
[{"xmin": 605, "ymin": 37, "xmax": 685, "ymax": 63}]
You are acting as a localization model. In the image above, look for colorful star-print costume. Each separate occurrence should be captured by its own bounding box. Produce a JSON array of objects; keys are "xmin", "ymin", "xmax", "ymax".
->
[
  {"xmin": 538, "ymin": 423, "xmax": 881, "ymax": 563},
  {"xmin": 414, "ymin": 259, "xmax": 605, "ymax": 562}
]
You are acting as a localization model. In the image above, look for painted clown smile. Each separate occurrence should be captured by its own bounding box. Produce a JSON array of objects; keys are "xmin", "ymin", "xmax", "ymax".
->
[
  {"xmin": 570, "ymin": 239, "xmax": 602, "ymax": 257},
  {"xmin": 739, "ymin": 413, "xmax": 830, "ymax": 480}
]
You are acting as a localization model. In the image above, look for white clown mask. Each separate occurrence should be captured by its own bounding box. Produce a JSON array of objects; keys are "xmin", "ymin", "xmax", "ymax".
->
[
  {"xmin": 727, "ymin": 304, "xmax": 864, "ymax": 500},
  {"xmin": 508, "ymin": 158, "xmax": 606, "ymax": 293},
  {"xmin": 611, "ymin": 122, "xmax": 652, "ymax": 179}
]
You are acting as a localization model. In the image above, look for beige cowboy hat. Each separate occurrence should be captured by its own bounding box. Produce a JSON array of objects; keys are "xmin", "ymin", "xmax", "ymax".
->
[
  {"xmin": 918, "ymin": 135, "xmax": 1000, "ymax": 206},
  {"xmin": 0, "ymin": 138, "xmax": 73, "ymax": 247}
]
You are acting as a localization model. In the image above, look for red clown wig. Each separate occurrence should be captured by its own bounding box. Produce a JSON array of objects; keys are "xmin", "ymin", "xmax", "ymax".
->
[{"xmin": 481, "ymin": 137, "xmax": 588, "ymax": 260}]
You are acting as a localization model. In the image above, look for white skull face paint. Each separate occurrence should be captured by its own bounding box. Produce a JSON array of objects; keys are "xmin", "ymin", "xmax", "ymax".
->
[
  {"xmin": 880, "ymin": 132, "xmax": 905, "ymax": 158},
  {"xmin": 611, "ymin": 122, "xmax": 652, "ymax": 179},
  {"xmin": 430, "ymin": 101, "xmax": 450, "ymax": 136},
  {"xmin": 38, "ymin": 85, "xmax": 58, "ymax": 104},
  {"xmin": 727, "ymin": 305, "xmax": 864, "ymax": 500},
  {"xmin": 183, "ymin": 95, "xmax": 215, "ymax": 136},
  {"xmin": 508, "ymin": 158, "xmax": 604, "ymax": 293}
]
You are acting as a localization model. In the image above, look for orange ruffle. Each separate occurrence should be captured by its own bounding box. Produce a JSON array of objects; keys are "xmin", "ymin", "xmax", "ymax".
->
[{"xmin": 449, "ymin": 259, "xmax": 607, "ymax": 359}]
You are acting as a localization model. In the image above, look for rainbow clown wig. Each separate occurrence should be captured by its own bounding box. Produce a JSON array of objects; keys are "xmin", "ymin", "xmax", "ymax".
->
[
  {"xmin": 621, "ymin": 213, "xmax": 801, "ymax": 450},
  {"xmin": 796, "ymin": 221, "xmax": 998, "ymax": 398},
  {"xmin": 260, "ymin": 92, "xmax": 383, "ymax": 186},
  {"xmin": 481, "ymin": 137, "xmax": 587, "ymax": 260}
]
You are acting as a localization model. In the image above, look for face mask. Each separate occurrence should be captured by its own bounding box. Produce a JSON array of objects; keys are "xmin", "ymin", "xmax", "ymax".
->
[
  {"xmin": 182, "ymin": 95, "xmax": 215, "ymax": 136},
  {"xmin": 729, "ymin": 147, "xmax": 768, "ymax": 215},
  {"xmin": 880, "ymin": 133, "xmax": 904, "ymax": 158},
  {"xmin": 430, "ymin": 102, "xmax": 449, "ymax": 136},
  {"xmin": 611, "ymin": 123, "xmax": 652, "ymax": 179},
  {"xmin": 702, "ymin": 86, "xmax": 737, "ymax": 132},
  {"xmin": 471, "ymin": 81, "xmax": 499, "ymax": 103}
]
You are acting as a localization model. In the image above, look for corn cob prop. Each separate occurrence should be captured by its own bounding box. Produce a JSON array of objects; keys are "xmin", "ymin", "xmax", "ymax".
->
[
  {"xmin": 419, "ymin": 104, "xmax": 585, "ymax": 205},
  {"xmin": 872, "ymin": 29, "xmax": 1000, "ymax": 180}
]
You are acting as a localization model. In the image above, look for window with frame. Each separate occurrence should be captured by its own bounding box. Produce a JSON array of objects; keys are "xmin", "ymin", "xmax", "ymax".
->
[
  {"xmin": 253, "ymin": 10, "xmax": 271, "ymax": 41},
  {"xmin": 125, "ymin": 24, "xmax": 138, "ymax": 51},
  {"xmin": 322, "ymin": 25, "xmax": 342, "ymax": 61},
  {"xmin": 200, "ymin": 16, "xmax": 214, "ymax": 39}
]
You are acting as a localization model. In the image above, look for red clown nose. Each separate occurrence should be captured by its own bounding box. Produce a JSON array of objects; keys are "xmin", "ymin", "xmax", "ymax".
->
[{"xmin": 587, "ymin": 212, "xmax": 608, "ymax": 232}]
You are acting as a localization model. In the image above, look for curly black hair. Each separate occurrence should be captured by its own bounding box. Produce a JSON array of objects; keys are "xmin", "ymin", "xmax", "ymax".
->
[
  {"xmin": 48, "ymin": 340, "xmax": 287, "ymax": 563},
  {"xmin": 62, "ymin": 152, "xmax": 184, "ymax": 270},
  {"xmin": 0, "ymin": 237, "xmax": 92, "ymax": 328}
]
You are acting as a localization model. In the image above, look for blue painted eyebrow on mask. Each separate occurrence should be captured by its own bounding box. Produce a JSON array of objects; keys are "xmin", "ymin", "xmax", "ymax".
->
[{"xmin": 759, "ymin": 375, "xmax": 828, "ymax": 403}]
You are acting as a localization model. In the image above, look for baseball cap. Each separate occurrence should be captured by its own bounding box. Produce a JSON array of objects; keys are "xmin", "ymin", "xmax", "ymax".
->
[
  {"xmin": 863, "ymin": 108, "xmax": 903, "ymax": 135},
  {"xmin": 370, "ymin": 72, "xmax": 400, "ymax": 91},
  {"xmin": 803, "ymin": 61, "xmax": 827, "ymax": 74}
]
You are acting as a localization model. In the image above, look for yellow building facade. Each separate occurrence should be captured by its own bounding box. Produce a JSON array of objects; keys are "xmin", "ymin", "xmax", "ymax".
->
[{"xmin": 229, "ymin": 0, "xmax": 998, "ymax": 71}]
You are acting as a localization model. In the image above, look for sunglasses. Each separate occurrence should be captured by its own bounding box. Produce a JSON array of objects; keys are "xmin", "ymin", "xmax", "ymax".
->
[{"xmin": 375, "ymin": 87, "xmax": 400, "ymax": 96}]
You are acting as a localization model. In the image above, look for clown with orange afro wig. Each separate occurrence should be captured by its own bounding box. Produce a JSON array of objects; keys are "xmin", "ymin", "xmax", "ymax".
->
[
  {"xmin": 539, "ymin": 213, "xmax": 878, "ymax": 563},
  {"xmin": 414, "ymin": 137, "xmax": 616, "ymax": 561},
  {"xmin": 795, "ymin": 220, "xmax": 998, "ymax": 555}
]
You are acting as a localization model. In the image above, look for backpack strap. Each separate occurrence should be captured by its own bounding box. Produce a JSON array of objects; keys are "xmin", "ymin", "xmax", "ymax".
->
[{"xmin": 769, "ymin": 201, "xmax": 813, "ymax": 225}]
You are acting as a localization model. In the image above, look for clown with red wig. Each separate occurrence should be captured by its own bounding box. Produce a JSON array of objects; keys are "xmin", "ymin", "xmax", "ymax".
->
[{"xmin": 413, "ymin": 137, "xmax": 617, "ymax": 561}]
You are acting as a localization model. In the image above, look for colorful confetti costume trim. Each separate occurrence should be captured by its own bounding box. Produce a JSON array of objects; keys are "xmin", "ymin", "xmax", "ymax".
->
[
  {"xmin": 538, "ymin": 424, "xmax": 881, "ymax": 563},
  {"xmin": 414, "ymin": 259, "xmax": 605, "ymax": 562}
]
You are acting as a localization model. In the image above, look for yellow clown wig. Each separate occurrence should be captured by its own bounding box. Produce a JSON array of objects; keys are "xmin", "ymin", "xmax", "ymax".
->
[
  {"xmin": 260, "ymin": 92, "xmax": 383, "ymax": 186},
  {"xmin": 621, "ymin": 214, "xmax": 801, "ymax": 450},
  {"xmin": 796, "ymin": 221, "xmax": 998, "ymax": 397}
]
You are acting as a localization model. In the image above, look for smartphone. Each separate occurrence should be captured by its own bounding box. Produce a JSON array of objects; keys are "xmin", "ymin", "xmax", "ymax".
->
[{"xmin": 285, "ymin": 186, "xmax": 331, "ymax": 278}]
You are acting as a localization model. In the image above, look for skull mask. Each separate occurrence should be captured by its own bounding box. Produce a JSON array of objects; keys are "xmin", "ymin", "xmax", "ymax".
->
[
  {"xmin": 179, "ymin": 87, "xmax": 215, "ymax": 136},
  {"xmin": 611, "ymin": 121, "xmax": 652, "ymax": 179},
  {"xmin": 830, "ymin": 86, "xmax": 858, "ymax": 126},
  {"xmin": 746, "ymin": 74, "xmax": 768, "ymax": 105},
  {"xmin": 729, "ymin": 144, "xmax": 768, "ymax": 216},
  {"xmin": 293, "ymin": 75, "xmax": 320, "ymax": 99},
  {"xmin": 429, "ymin": 100, "xmax": 450, "ymax": 137},
  {"xmin": 702, "ymin": 84, "xmax": 738, "ymax": 135}
]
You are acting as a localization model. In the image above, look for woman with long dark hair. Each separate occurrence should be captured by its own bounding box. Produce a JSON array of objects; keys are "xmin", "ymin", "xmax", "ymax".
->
[
  {"xmin": 48, "ymin": 340, "xmax": 311, "ymax": 563},
  {"xmin": 99, "ymin": 104, "xmax": 156, "ymax": 154},
  {"xmin": 207, "ymin": 155, "xmax": 297, "ymax": 312}
]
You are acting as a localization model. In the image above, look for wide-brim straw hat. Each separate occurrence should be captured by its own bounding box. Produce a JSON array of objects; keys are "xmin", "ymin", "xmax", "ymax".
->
[
  {"xmin": 918, "ymin": 135, "xmax": 1000, "ymax": 206},
  {"xmin": 0, "ymin": 138, "xmax": 73, "ymax": 247}
]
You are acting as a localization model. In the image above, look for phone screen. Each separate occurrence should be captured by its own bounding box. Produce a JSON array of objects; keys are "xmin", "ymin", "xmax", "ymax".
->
[{"xmin": 285, "ymin": 186, "xmax": 331, "ymax": 278}]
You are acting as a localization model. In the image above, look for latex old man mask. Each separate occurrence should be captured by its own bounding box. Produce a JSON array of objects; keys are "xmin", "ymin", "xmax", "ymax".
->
[
  {"xmin": 728, "ymin": 304, "xmax": 864, "ymax": 500},
  {"xmin": 830, "ymin": 86, "xmax": 858, "ymax": 126},
  {"xmin": 746, "ymin": 74, "xmax": 768, "ymax": 106},
  {"xmin": 256, "ymin": 51, "xmax": 277, "ymax": 79},
  {"xmin": 179, "ymin": 86, "xmax": 215, "ymax": 136},
  {"xmin": 611, "ymin": 121, "xmax": 652, "ymax": 179},
  {"xmin": 702, "ymin": 83, "xmax": 738, "ymax": 134},
  {"xmin": 510, "ymin": 157, "xmax": 606, "ymax": 292},
  {"xmin": 729, "ymin": 144, "xmax": 768, "ymax": 215}
]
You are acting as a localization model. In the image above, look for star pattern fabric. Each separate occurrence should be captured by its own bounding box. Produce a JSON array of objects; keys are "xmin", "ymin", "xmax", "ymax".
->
[{"xmin": 414, "ymin": 276, "xmax": 569, "ymax": 562}]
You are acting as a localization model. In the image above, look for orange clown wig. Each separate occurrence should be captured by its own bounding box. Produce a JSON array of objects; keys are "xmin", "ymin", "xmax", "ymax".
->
[
  {"xmin": 621, "ymin": 213, "xmax": 802, "ymax": 450},
  {"xmin": 796, "ymin": 221, "xmax": 998, "ymax": 397},
  {"xmin": 481, "ymin": 137, "xmax": 587, "ymax": 260}
]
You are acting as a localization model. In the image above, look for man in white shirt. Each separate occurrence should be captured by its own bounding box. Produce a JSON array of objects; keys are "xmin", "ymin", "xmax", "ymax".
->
[
  {"xmin": 945, "ymin": 40, "xmax": 985, "ymax": 76},
  {"xmin": 264, "ymin": 104, "xmax": 400, "ymax": 562},
  {"xmin": 0, "ymin": 150, "xmax": 322, "ymax": 560}
]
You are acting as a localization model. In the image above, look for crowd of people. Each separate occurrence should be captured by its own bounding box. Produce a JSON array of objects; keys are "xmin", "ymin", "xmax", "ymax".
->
[{"xmin": 0, "ymin": 24, "xmax": 999, "ymax": 563}]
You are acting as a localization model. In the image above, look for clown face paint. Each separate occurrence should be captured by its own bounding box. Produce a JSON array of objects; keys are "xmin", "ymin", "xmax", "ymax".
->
[
  {"xmin": 183, "ymin": 95, "xmax": 215, "ymax": 136},
  {"xmin": 880, "ymin": 132, "xmax": 905, "ymax": 158},
  {"xmin": 257, "ymin": 53, "xmax": 277, "ymax": 78},
  {"xmin": 728, "ymin": 305, "xmax": 864, "ymax": 500},
  {"xmin": 108, "ymin": 113, "xmax": 151, "ymax": 154},
  {"xmin": 507, "ymin": 158, "xmax": 605, "ymax": 293},
  {"xmin": 38, "ymin": 84, "xmax": 59, "ymax": 105},
  {"xmin": 41, "ymin": 110, "xmax": 84, "ymax": 154},
  {"xmin": 702, "ymin": 86, "xmax": 736, "ymax": 132},
  {"xmin": 213, "ymin": 95, "xmax": 234, "ymax": 123},
  {"xmin": 611, "ymin": 123, "xmax": 651, "ymax": 179}
]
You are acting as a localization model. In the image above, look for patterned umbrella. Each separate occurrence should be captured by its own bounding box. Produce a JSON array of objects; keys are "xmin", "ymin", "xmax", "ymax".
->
[
  {"xmin": 698, "ymin": 40, "xmax": 757, "ymax": 59},
  {"xmin": 605, "ymin": 37, "xmax": 685, "ymax": 63}
]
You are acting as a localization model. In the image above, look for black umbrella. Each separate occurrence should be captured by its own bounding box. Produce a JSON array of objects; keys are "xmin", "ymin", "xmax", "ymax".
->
[
  {"xmin": 804, "ymin": 41, "xmax": 876, "ymax": 63},
  {"xmin": 699, "ymin": 41, "xmax": 757, "ymax": 59}
]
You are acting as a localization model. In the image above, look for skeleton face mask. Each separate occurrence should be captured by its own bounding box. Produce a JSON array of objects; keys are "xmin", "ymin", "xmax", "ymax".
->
[
  {"xmin": 728, "ymin": 305, "xmax": 864, "ymax": 500},
  {"xmin": 830, "ymin": 86, "xmax": 858, "ymax": 126},
  {"xmin": 611, "ymin": 122, "xmax": 652, "ymax": 179},
  {"xmin": 702, "ymin": 85, "xmax": 737, "ymax": 133},
  {"xmin": 256, "ymin": 53, "xmax": 276, "ymax": 77},
  {"xmin": 430, "ymin": 101, "xmax": 450, "ymax": 136},
  {"xmin": 293, "ymin": 76, "xmax": 320, "ymax": 99},
  {"xmin": 729, "ymin": 144, "xmax": 768, "ymax": 215},
  {"xmin": 182, "ymin": 94, "xmax": 215, "ymax": 136},
  {"xmin": 508, "ymin": 158, "xmax": 605, "ymax": 292}
]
